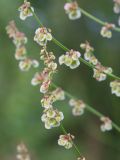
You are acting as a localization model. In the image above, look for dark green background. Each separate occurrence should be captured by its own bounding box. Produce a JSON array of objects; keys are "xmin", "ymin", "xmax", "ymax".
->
[{"xmin": 0, "ymin": 0, "xmax": 120, "ymax": 159}]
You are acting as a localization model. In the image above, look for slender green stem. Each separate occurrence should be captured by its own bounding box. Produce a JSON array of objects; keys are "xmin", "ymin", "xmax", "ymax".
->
[
  {"xmin": 80, "ymin": 8, "xmax": 105, "ymax": 26},
  {"xmin": 52, "ymin": 37, "xmax": 69, "ymax": 51},
  {"xmin": 79, "ymin": 8, "xmax": 120, "ymax": 32},
  {"xmin": 31, "ymin": 8, "xmax": 44, "ymax": 27},
  {"xmin": 52, "ymin": 83, "xmax": 120, "ymax": 133},
  {"xmin": 60, "ymin": 124, "xmax": 82, "ymax": 156},
  {"xmin": 31, "ymin": 7, "xmax": 120, "ymax": 81}
]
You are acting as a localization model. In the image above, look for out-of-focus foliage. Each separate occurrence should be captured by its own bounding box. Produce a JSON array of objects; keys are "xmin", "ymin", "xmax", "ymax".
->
[{"xmin": 0, "ymin": 0, "xmax": 120, "ymax": 160}]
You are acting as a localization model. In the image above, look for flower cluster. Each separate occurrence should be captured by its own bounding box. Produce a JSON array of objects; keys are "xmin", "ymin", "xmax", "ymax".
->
[
  {"xmin": 31, "ymin": 68, "xmax": 51, "ymax": 93},
  {"xmin": 31, "ymin": 48, "xmax": 57, "ymax": 93},
  {"xmin": 16, "ymin": 142, "xmax": 31, "ymax": 160},
  {"xmin": 34, "ymin": 27, "xmax": 52, "ymax": 46},
  {"xmin": 41, "ymin": 88, "xmax": 65, "ymax": 109},
  {"xmin": 64, "ymin": 1, "xmax": 81, "ymax": 20},
  {"xmin": 69, "ymin": 99, "xmax": 86, "ymax": 116},
  {"xmin": 100, "ymin": 23, "xmax": 115, "ymax": 38},
  {"xmin": 6, "ymin": 21, "xmax": 39, "ymax": 71},
  {"xmin": 41, "ymin": 108, "xmax": 64, "ymax": 129},
  {"xmin": 80, "ymin": 42, "xmax": 113, "ymax": 81},
  {"xmin": 110, "ymin": 80, "xmax": 120, "ymax": 97},
  {"xmin": 100, "ymin": 117, "xmax": 112, "ymax": 132},
  {"xmin": 59, "ymin": 49, "xmax": 81, "ymax": 69},
  {"xmin": 113, "ymin": 0, "xmax": 120, "ymax": 25},
  {"xmin": 18, "ymin": 0, "xmax": 34, "ymax": 20},
  {"xmin": 40, "ymin": 88, "xmax": 65, "ymax": 129},
  {"xmin": 32, "ymin": 25, "xmax": 64, "ymax": 128},
  {"xmin": 58, "ymin": 133, "xmax": 74, "ymax": 149}
]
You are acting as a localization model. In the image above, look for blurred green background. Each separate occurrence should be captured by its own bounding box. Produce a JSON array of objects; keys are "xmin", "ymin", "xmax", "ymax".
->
[{"xmin": 0, "ymin": 0, "xmax": 120, "ymax": 160}]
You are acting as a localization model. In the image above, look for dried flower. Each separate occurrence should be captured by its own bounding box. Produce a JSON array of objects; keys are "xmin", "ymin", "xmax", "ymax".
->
[
  {"xmin": 69, "ymin": 99, "xmax": 86, "ymax": 116},
  {"xmin": 16, "ymin": 142, "xmax": 31, "ymax": 160},
  {"xmin": 64, "ymin": 1, "xmax": 81, "ymax": 20},
  {"xmin": 41, "ymin": 108, "xmax": 64, "ymax": 129},
  {"xmin": 19, "ymin": 58, "xmax": 39, "ymax": 71},
  {"xmin": 100, "ymin": 23, "xmax": 115, "ymax": 38},
  {"xmin": 18, "ymin": 0, "xmax": 34, "ymax": 20},
  {"xmin": 59, "ymin": 49, "xmax": 81, "ymax": 69},
  {"xmin": 113, "ymin": 0, "xmax": 120, "ymax": 13},
  {"xmin": 58, "ymin": 133, "xmax": 74, "ymax": 149},
  {"xmin": 34, "ymin": 27, "xmax": 52, "ymax": 46},
  {"xmin": 110, "ymin": 80, "xmax": 120, "ymax": 97},
  {"xmin": 100, "ymin": 117, "xmax": 112, "ymax": 132}
]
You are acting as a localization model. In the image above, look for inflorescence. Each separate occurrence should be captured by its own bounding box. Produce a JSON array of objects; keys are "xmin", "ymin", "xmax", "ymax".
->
[{"xmin": 5, "ymin": 0, "xmax": 120, "ymax": 159}]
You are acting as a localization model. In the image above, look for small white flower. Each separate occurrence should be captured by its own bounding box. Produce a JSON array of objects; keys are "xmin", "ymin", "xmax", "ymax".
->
[
  {"xmin": 15, "ymin": 46, "xmax": 27, "ymax": 60},
  {"xmin": 41, "ymin": 95, "xmax": 53, "ymax": 109},
  {"xmin": 16, "ymin": 142, "xmax": 31, "ymax": 160},
  {"xmin": 19, "ymin": 58, "xmax": 32, "ymax": 71},
  {"xmin": 93, "ymin": 69, "xmax": 107, "ymax": 82},
  {"xmin": 64, "ymin": 2, "xmax": 81, "ymax": 20},
  {"xmin": 100, "ymin": 117, "xmax": 112, "ymax": 132},
  {"xmin": 52, "ymin": 88, "xmax": 65, "ymax": 101},
  {"xmin": 93, "ymin": 65, "xmax": 112, "ymax": 82},
  {"xmin": 18, "ymin": 0, "xmax": 34, "ymax": 20},
  {"xmin": 89, "ymin": 56, "xmax": 98, "ymax": 65},
  {"xmin": 80, "ymin": 42, "xmax": 97, "ymax": 65},
  {"xmin": 110, "ymin": 80, "xmax": 120, "ymax": 97},
  {"xmin": 59, "ymin": 49, "xmax": 81, "ymax": 69},
  {"xmin": 69, "ymin": 99, "xmax": 86, "ymax": 116},
  {"xmin": 40, "ymin": 79, "xmax": 51, "ymax": 93},
  {"xmin": 100, "ymin": 23, "xmax": 115, "ymax": 39},
  {"xmin": 41, "ymin": 108, "xmax": 64, "ymax": 129},
  {"xmin": 47, "ymin": 62, "xmax": 57, "ymax": 71},
  {"xmin": 113, "ymin": 0, "xmax": 120, "ymax": 14},
  {"xmin": 32, "ymin": 60, "xmax": 39, "ymax": 68},
  {"xmin": 34, "ymin": 27, "xmax": 52, "ymax": 46},
  {"xmin": 58, "ymin": 133, "xmax": 74, "ymax": 149},
  {"xmin": 31, "ymin": 68, "xmax": 50, "ymax": 86},
  {"xmin": 19, "ymin": 58, "xmax": 39, "ymax": 71},
  {"xmin": 13, "ymin": 32, "xmax": 27, "ymax": 47}
]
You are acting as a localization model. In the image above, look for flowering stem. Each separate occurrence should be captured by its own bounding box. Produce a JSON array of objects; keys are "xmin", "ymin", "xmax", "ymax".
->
[
  {"xmin": 79, "ymin": 8, "xmax": 120, "ymax": 32},
  {"xmin": 30, "ymin": 8, "xmax": 120, "ymax": 81},
  {"xmin": 52, "ymin": 83, "xmax": 120, "ymax": 133},
  {"xmin": 30, "ymin": 6, "xmax": 120, "ymax": 132},
  {"xmin": 60, "ymin": 123, "xmax": 82, "ymax": 156}
]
